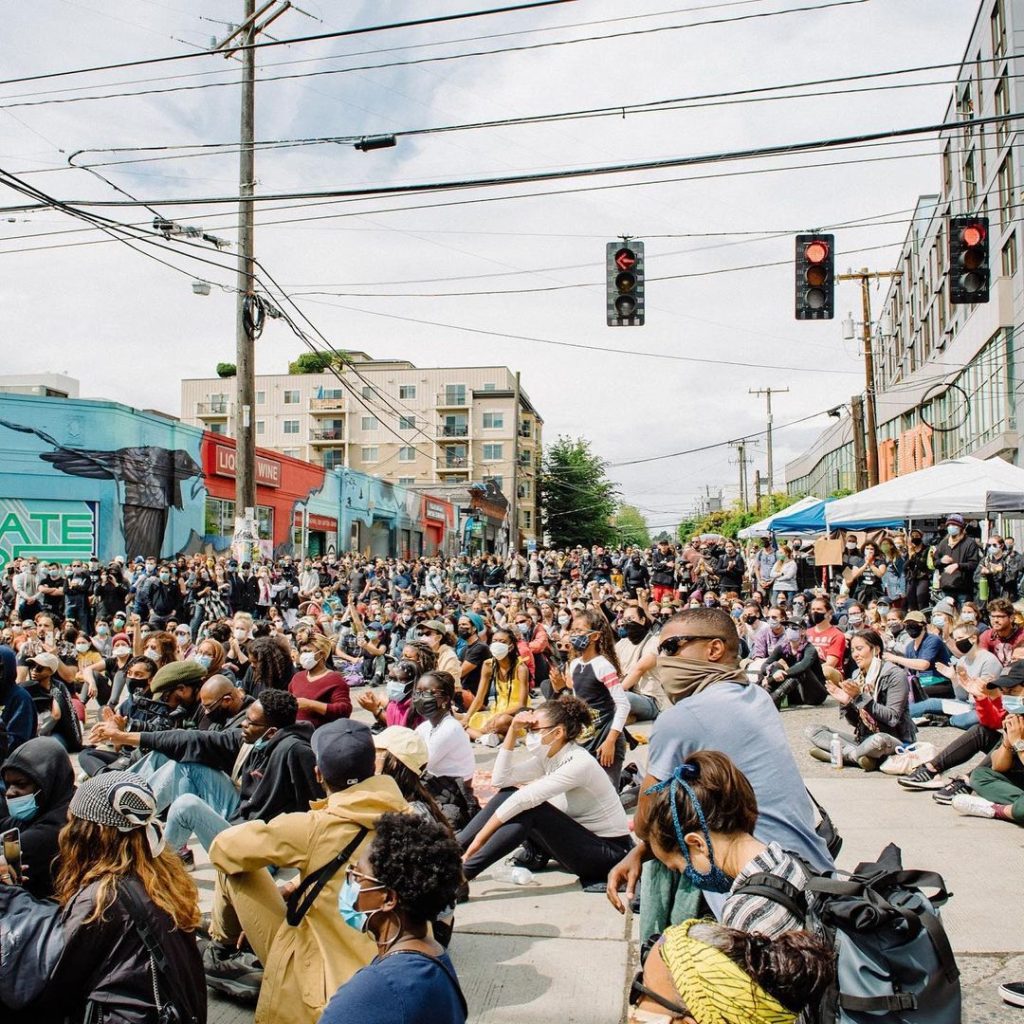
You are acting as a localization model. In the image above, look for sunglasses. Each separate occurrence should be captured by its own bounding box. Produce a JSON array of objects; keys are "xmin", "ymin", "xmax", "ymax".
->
[{"xmin": 657, "ymin": 635, "xmax": 712, "ymax": 657}]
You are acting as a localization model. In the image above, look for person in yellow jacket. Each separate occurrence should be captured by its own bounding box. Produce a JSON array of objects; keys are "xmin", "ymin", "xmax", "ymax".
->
[{"xmin": 204, "ymin": 718, "xmax": 408, "ymax": 1024}]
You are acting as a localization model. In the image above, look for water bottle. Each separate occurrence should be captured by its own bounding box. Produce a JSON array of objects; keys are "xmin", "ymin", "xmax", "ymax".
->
[
  {"xmin": 830, "ymin": 732, "xmax": 844, "ymax": 770},
  {"xmin": 492, "ymin": 859, "xmax": 533, "ymax": 885}
]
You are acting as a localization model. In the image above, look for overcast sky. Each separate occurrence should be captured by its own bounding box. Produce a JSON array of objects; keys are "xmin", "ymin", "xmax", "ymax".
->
[{"xmin": 0, "ymin": 0, "xmax": 980, "ymax": 531}]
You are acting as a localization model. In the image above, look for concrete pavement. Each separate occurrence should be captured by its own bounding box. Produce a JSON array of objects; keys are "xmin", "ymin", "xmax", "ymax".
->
[{"xmin": 200, "ymin": 701, "xmax": 1024, "ymax": 1023}]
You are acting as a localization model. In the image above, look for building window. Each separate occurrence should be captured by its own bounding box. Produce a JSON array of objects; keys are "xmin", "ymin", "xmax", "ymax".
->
[
  {"xmin": 941, "ymin": 143, "xmax": 952, "ymax": 197},
  {"xmin": 442, "ymin": 385, "xmax": 466, "ymax": 405},
  {"xmin": 361, "ymin": 385, "xmax": 374, "ymax": 399},
  {"xmin": 522, "ymin": 509, "xmax": 532, "ymax": 529},
  {"xmin": 998, "ymin": 156, "xmax": 1015, "ymax": 227},
  {"xmin": 482, "ymin": 412, "xmax": 504, "ymax": 429},
  {"xmin": 204, "ymin": 498, "xmax": 273, "ymax": 539},
  {"xmin": 399, "ymin": 415, "xmax": 416, "ymax": 430},
  {"xmin": 283, "ymin": 419, "xmax": 300, "ymax": 434},
  {"xmin": 209, "ymin": 423, "xmax": 225, "ymax": 435},
  {"xmin": 256, "ymin": 419, "xmax": 265, "ymax": 435},
  {"xmin": 399, "ymin": 385, "xmax": 416, "ymax": 399},
  {"xmin": 322, "ymin": 388, "xmax": 343, "ymax": 399},
  {"xmin": 964, "ymin": 151, "xmax": 977, "ymax": 208},
  {"xmin": 361, "ymin": 446, "xmax": 379, "ymax": 462},
  {"xmin": 323, "ymin": 450, "xmax": 344, "ymax": 470},
  {"xmin": 255, "ymin": 390, "xmax": 265, "ymax": 405},
  {"xmin": 482, "ymin": 382, "xmax": 496, "ymax": 391},
  {"xmin": 361, "ymin": 415, "xmax": 378, "ymax": 431},
  {"xmin": 283, "ymin": 390, "xmax": 300, "ymax": 404},
  {"xmin": 399, "ymin": 446, "xmax": 416, "ymax": 462},
  {"xmin": 483, "ymin": 443, "xmax": 503, "ymax": 461},
  {"xmin": 398, "ymin": 476, "xmax": 415, "ymax": 485},
  {"xmin": 519, "ymin": 419, "xmax": 532, "ymax": 437},
  {"xmin": 992, "ymin": 0, "xmax": 1007, "ymax": 64},
  {"xmin": 519, "ymin": 480, "xmax": 531, "ymax": 498},
  {"xmin": 1002, "ymin": 233, "xmax": 1018, "ymax": 277},
  {"xmin": 995, "ymin": 72, "xmax": 1010, "ymax": 148},
  {"xmin": 485, "ymin": 475, "xmax": 502, "ymax": 491},
  {"xmin": 282, "ymin": 448, "xmax": 300, "ymax": 458}
]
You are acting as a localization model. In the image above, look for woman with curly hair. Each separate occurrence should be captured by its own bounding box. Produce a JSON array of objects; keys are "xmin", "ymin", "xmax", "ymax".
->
[
  {"xmin": 243, "ymin": 634, "xmax": 295, "ymax": 696},
  {"xmin": 40, "ymin": 771, "xmax": 206, "ymax": 1023},
  {"xmin": 322, "ymin": 811, "xmax": 466, "ymax": 1024}
]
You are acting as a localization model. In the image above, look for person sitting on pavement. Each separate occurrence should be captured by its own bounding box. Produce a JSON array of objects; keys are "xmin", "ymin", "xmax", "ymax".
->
[
  {"xmin": 643, "ymin": 751, "xmax": 808, "ymax": 936},
  {"xmin": 0, "ymin": 736, "xmax": 75, "ymax": 898},
  {"xmin": 978, "ymin": 597, "xmax": 1024, "ymax": 667},
  {"xmin": 805, "ymin": 596, "xmax": 846, "ymax": 684},
  {"xmin": 758, "ymin": 622, "xmax": 829, "ymax": 708},
  {"xmin": 629, "ymin": 919, "xmax": 835, "ymax": 1024},
  {"xmin": 462, "ymin": 627, "xmax": 530, "ymax": 742},
  {"xmin": 952, "ymin": 699, "xmax": 1024, "ymax": 824},
  {"xmin": 204, "ymin": 719, "xmax": 407, "ymax": 1022},
  {"xmin": 320, "ymin": 812, "xmax": 467, "ymax": 1024},
  {"xmin": 289, "ymin": 631, "xmax": 351, "ymax": 729},
  {"xmin": 899, "ymin": 659, "xmax": 1024, "ymax": 798},
  {"xmin": 35, "ymin": 771, "xmax": 206, "ymax": 1024},
  {"xmin": 880, "ymin": 609, "xmax": 951, "ymax": 698},
  {"xmin": 606, "ymin": 609, "xmax": 833, "ymax": 944},
  {"xmin": 458, "ymin": 696, "xmax": 634, "ymax": 892},
  {"xmin": 616, "ymin": 604, "xmax": 668, "ymax": 723},
  {"xmin": 197, "ymin": 674, "xmax": 255, "ymax": 732},
  {"xmin": 22, "ymin": 650, "xmax": 82, "ymax": 752},
  {"xmin": 806, "ymin": 629, "xmax": 915, "ymax": 771},
  {"xmin": 359, "ymin": 658, "xmax": 422, "ymax": 730},
  {"xmin": 746, "ymin": 606, "xmax": 788, "ymax": 666},
  {"xmin": 0, "ymin": 644, "xmax": 37, "ymax": 758}
]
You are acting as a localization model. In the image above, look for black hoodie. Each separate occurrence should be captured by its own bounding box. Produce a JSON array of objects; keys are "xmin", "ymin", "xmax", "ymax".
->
[{"xmin": 0, "ymin": 736, "xmax": 75, "ymax": 898}]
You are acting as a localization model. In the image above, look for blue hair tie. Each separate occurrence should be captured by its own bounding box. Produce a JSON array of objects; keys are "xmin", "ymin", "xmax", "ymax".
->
[{"xmin": 643, "ymin": 762, "xmax": 716, "ymax": 864}]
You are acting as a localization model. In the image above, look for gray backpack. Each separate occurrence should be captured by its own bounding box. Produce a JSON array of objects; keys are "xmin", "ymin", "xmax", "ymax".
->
[{"xmin": 735, "ymin": 842, "xmax": 960, "ymax": 1024}]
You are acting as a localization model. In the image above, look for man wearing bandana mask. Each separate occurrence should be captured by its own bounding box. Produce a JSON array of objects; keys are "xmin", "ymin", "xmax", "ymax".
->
[{"xmin": 605, "ymin": 608, "xmax": 833, "ymax": 942}]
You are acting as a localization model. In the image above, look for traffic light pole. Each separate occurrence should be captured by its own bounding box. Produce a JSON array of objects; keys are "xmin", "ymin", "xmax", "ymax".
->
[{"xmin": 837, "ymin": 269, "xmax": 901, "ymax": 489}]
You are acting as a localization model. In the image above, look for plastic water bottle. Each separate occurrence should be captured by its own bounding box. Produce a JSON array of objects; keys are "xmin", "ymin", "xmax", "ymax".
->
[
  {"xmin": 830, "ymin": 733, "xmax": 845, "ymax": 770},
  {"xmin": 493, "ymin": 858, "xmax": 533, "ymax": 885}
]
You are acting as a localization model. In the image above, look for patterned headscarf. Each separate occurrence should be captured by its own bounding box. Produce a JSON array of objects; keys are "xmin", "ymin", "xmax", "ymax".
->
[
  {"xmin": 68, "ymin": 770, "xmax": 165, "ymax": 856},
  {"xmin": 661, "ymin": 919, "xmax": 796, "ymax": 1024}
]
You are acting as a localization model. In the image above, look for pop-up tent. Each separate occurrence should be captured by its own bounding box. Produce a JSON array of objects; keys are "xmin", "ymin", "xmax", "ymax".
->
[
  {"xmin": 824, "ymin": 456, "xmax": 1024, "ymax": 529},
  {"xmin": 737, "ymin": 495, "xmax": 823, "ymax": 539}
]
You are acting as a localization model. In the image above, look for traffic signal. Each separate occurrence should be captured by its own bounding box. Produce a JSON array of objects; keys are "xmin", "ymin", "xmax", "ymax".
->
[
  {"xmin": 606, "ymin": 240, "xmax": 645, "ymax": 326},
  {"xmin": 794, "ymin": 233, "xmax": 834, "ymax": 320},
  {"xmin": 949, "ymin": 215, "xmax": 989, "ymax": 304}
]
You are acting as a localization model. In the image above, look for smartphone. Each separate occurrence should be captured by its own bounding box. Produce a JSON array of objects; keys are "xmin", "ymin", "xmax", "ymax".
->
[{"xmin": 2, "ymin": 827, "xmax": 22, "ymax": 884}]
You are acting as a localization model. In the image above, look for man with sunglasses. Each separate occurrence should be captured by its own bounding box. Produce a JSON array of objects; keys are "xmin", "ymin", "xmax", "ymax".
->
[{"xmin": 606, "ymin": 607, "xmax": 833, "ymax": 938}]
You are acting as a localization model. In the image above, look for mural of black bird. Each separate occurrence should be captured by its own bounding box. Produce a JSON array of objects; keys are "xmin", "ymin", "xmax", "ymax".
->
[{"xmin": 0, "ymin": 419, "xmax": 204, "ymax": 560}]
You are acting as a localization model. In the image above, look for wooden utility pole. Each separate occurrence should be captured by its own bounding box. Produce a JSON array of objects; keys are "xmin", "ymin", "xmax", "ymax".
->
[
  {"xmin": 753, "ymin": 470, "xmax": 762, "ymax": 514},
  {"xmin": 837, "ymin": 268, "xmax": 901, "ymax": 488},
  {"xmin": 850, "ymin": 394, "xmax": 869, "ymax": 492},
  {"xmin": 749, "ymin": 387, "xmax": 788, "ymax": 505}
]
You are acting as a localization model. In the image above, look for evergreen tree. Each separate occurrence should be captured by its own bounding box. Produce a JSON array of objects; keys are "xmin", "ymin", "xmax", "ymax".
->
[{"xmin": 541, "ymin": 436, "xmax": 618, "ymax": 549}]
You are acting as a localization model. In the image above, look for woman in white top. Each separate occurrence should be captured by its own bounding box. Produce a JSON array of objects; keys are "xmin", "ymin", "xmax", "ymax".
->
[
  {"xmin": 458, "ymin": 695, "xmax": 633, "ymax": 891},
  {"xmin": 413, "ymin": 670, "xmax": 475, "ymax": 782}
]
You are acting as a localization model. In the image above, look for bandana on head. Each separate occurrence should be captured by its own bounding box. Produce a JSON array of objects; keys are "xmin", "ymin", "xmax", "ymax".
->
[{"xmin": 68, "ymin": 770, "xmax": 166, "ymax": 856}]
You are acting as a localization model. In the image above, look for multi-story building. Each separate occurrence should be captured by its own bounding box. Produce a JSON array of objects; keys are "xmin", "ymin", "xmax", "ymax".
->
[
  {"xmin": 180, "ymin": 353, "xmax": 544, "ymax": 546},
  {"xmin": 0, "ymin": 373, "xmax": 79, "ymax": 398},
  {"xmin": 786, "ymin": 0, "xmax": 1023, "ymax": 495}
]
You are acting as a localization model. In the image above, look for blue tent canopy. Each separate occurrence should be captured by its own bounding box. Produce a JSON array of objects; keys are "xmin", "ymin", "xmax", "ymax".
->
[{"xmin": 770, "ymin": 498, "xmax": 902, "ymax": 535}]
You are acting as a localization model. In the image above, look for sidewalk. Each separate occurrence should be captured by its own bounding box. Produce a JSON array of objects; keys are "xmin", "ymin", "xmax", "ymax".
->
[{"xmin": 199, "ymin": 704, "xmax": 1024, "ymax": 1023}]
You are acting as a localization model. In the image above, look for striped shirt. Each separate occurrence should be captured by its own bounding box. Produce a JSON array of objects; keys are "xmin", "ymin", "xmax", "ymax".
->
[{"xmin": 721, "ymin": 841, "xmax": 808, "ymax": 936}]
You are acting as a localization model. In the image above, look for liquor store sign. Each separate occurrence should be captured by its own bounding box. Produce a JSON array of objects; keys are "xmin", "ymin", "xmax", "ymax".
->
[{"xmin": 0, "ymin": 499, "xmax": 98, "ymax": 568}]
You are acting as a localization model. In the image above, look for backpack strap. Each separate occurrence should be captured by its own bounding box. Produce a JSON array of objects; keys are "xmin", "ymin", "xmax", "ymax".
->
[
  {"xmin": 286, "ymin": 826, "xmax": 369, "ymax": 926},
  {"xmin": 917, "ymin": 904, "xmax": 961, "ymax": 982},
  {"xmin": 840, "ymin": 993, "xmax": 918, "ymax": 1013},
  {"xmin": 732, "ymin": 871, "xmax": 808, "ymax": 921},
  {"xmin": 893, "ymin": 869, "xmax": 952, "ymax": 907}
]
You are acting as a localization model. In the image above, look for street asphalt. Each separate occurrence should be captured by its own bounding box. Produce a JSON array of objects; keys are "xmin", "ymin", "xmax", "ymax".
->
[{"xmin": 196, "ymin": 698, "xmax": 1023, "ymax": 1024}]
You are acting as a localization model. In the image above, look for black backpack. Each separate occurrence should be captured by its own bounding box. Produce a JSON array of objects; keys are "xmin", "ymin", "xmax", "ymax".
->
[{"xmin": 734, "ymin": 843, "xmax": 960, "ymax": 1024}]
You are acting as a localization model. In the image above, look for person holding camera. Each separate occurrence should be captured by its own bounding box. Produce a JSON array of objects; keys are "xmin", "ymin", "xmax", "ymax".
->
[{"xmin": 805, "ymin": 629, "xmax": 915, "ymax": 771}]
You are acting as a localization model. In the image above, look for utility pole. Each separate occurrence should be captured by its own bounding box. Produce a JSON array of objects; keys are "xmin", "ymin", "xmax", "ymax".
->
[
  {"xmin": 753, "ymin": 470, "xmax": 762, "ymax": 514},
  {"xmin": 837, "ymin": 268, "xmax": 901, "ymax": 488},
  {"xmin": 850, "ymin": 394, "xmax": 869, "ymax": 492},
  {"xmin": 749, "ymin": 387, "xmax": 788, "ymax": 507},
  {"xmin": 729, "ymin": 439, "xmax": 759, "ymax": 513},
  {"xmin": 510, "ymin": 371, "xmax": 521, "ymax": 553}
]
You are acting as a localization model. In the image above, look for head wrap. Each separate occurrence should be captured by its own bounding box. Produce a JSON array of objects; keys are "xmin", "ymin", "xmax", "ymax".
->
[
  {"xmin": 661, "ymin": 919, "xmax": 795, "ymax": 1024},
  {"xmin": 68, "ymin": 771, "xmax": 165, "ymax": 856},
  {"xmin": 199, "ymin": 637, "xmax": 226, "ymax": 673},
  {"xmin": 308, "ymin": 632, "xmax": 334, "ymax": 659}
]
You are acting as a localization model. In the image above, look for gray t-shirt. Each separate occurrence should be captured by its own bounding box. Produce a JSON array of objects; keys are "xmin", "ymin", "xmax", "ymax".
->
[{"xmin": 648, "ymin": 682, "xmax": 834, "ymax": 873}]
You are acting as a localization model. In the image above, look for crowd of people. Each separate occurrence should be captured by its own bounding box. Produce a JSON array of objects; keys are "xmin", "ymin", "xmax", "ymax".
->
[{"xmin": 0, "ymin": 518, "xmax": 1020, "ymax": 1021}]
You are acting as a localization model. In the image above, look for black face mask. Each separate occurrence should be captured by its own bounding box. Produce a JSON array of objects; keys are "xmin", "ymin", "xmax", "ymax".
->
[
  {"xmin": 904, "ymin": 622, "xmax": 925, "ymax": 638},
  {"xmin": 810, "ymin": 611, "xmax": 827, "ymax": 625},
  {"xmin": 204, "ymin": 703, "xmax": 232, "ymax": 726},
  {"xmin": 954, "ymin": 637, "xmax": 973, "ymax": 655},
  {"xmin": 457, "ymin": 627, "xmax": 472, "ymax": 638},
  {"xmin": 622, "ymin": 621, "xmax": 648, "ymax": 644},
  {"xmin": 412, "ymin": 693, "xmax": 439, "ymax": 717}
]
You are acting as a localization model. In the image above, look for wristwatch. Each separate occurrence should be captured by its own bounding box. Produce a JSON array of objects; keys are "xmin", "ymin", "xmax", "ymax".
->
[{"xmin": 1012, "ymin": 740, "xmax": 1024, "ymax": 754}]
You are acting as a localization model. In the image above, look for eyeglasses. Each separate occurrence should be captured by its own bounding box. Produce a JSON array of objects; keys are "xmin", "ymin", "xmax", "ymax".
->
[
  {"xmin": 657, "ymin": 635, "xmax": 712, "ymax": 657},
  {"xmin": 344, "ymin": 865, "xmax": 385, "ymax": 889}
]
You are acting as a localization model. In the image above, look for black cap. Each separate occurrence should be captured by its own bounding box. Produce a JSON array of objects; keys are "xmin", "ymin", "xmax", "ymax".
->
[
  {"xmin": 989, "ymin": 661, "xmax": 1024, "ymax": 690},
  {"xmin": 311, "ymin": 719, "xmax": 375, "ymax": 789}
]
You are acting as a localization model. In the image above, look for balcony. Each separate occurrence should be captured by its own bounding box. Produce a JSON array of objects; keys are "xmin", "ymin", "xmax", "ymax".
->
[
  {"xmin": 196, "ymin": 401, "xmax": 229, "ymax": 418},
  {"xmin": 310, "ymin": 396, "xmax": 345, "ymax": 413},
  {"xmin": 435, "ymin": 391, "xmax": 469, "ymax": 408},
  {"xmin": 437, "ymin": 423, "xmax": 469, "ymax": 439},
  {"xmin": 437, "ymin": 455, "xmax": 470, "ymax": 473},
  {"xmin": 310, "ymin": 428, "xmax": 345, "ymax": 444}
]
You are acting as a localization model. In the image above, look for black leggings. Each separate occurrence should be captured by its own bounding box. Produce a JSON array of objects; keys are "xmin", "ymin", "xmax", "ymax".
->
[
  {"xmin": 905, "ymin": 578, "xmax": 931, "ymax": 612},
  {"xmin": 77, "ymin": 747, "xmax": 123, "ymax": 777},
  {"xmin": 931, "ymin": 724, "xmax": 1000, "ymax": 774},
  {"xmin": 457, "ymin": 787, "xmax": 634, "ymax": 887}
]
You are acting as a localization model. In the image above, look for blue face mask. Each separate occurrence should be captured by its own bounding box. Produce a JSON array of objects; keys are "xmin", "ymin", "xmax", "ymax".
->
[
  {"xmin": 569, "ymin": 634, "xmax": 591, "ymax": 652},
  {"xmin": 386, "ymin": 681, "xmax": 408, "ymax": 703},
  {"xmin": 338, "ymin": 876, "xmax": 385, "ymax": 932},
  {"xmin": 252, "ymin": 733, "xmax": 273, "ymax": 751},
  {"xmin": 194, "ymin": 654, "xmax": 213, "ymax": 671},
  {"xmin": 5, "ymin": 792, "xmax": 38, "ymax": 822},
  {"xmin": 1001, "ymin": 695, "xmax": 1024, "ymax": 715}
]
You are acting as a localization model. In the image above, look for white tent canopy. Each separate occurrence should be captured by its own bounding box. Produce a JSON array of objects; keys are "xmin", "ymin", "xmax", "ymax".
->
[
  {"xmin": 824, "ymin": 456, "xmax": 1024, "ymax": 529},
  {"xmin": 738, "ymin": 495, "xmax": 822, "ymax": 539}
]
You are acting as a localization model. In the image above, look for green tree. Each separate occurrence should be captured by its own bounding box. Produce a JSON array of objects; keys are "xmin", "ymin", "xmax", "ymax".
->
[
  {"xmin": 541, "ymin": 436, "xmax": 618, "ymax": 549},
  {"xmin": 675, "ymin": 493, "xmax": 804, "ymax": 542},
  {"xmin": 288, "ymin": 351, "xmax": 347, "ymax": 374},
  {"xmin": 613, "ymin": 504, "xmax": 651, "ymax": 548},
  {"xmin": 216, "ymin": 362, "xmax": 236, "ymax": 378}
]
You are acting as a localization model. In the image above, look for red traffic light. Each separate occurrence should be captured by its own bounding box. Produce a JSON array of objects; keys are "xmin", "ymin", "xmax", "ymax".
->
[
  {"xmin": 614, "ymin": 247, "xmax": 637, "ymax": 272},
  {"xmin": 804, "ymin": 240, "xmax": 829, "ymax": 264},
  {"xmin": 960, "ymin": 224, "xmax": 985, "ymax": 247}
]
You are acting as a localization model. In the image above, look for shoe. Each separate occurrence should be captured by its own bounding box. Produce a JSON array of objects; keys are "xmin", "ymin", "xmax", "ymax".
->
[
  {"xmin": 511, "ymin": 841, "xmax": 549, "ymax": 872},
  {"xmin": 177, "ymin": 845, "xmax": 195, "ymax": 868},
  {"xmin": 951, "ymin": 794, "xmax": 996, "ymax": 818},
  {"xmin": 581, "ymin": 880, "xmax": 608, "ymax": 893},
  {"xmin": 932, "ymin": 778, "xmax": 971, "ymax": 805},
  {"xmin": 897, "ymin": 766, "xmax": 943, "ymax": 790},
  {"xmin": 999, "ymin": 982, "xmax": 1024, "ymax": 1007},
  {"xmin": 204, "ymin": 947, "xmax": 263, "ymax": 1004},
  {"xmin": 771, "ymin": 679, "xmax": 796, "ymax": 708},
  {"xmin": 808, "ymin": 747, "xmax": 832, "ymax": 763},
  {"xmin": 456, "ymin": 881, "xmax": 470, "ymax": 904},
  {"xmin": 857, "ymin": 755, "xmax": 880, "ymax": 772}
]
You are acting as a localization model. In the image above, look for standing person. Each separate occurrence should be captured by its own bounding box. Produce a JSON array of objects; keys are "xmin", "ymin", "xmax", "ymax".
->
[
  {"xmin": 769, "ymin": 546, "xmax": 798, "ymax": 607},
  {"xmin": 904, "ymin": 530, "xmax": 932, "ymax": 612},
  {"xmin": 40, "ymin": 772, "xmax": 206, "ymax": 1024},
  {"xmin": 320, "ymin": 812, "xmax": 466, "ymax": 1024},
  {"xmin": 846, "ymin": 542, "xmax": 887, "ymax": 605},
  {"xmin": 715, "ymin": 541, "xmax": 746, "ymax": 595},
  {"xmin": 650, "ymin": 539, "xmax": 677, "ymax": 605},
  {"xmin": 932, "ymin": 513, "xmax": 981, "ymax": 607},
  {"xmin": 204, "ymin": 720, "xmax": 407, "ymax": 1021},
  {"xmin": 289, "ymin": 632, "xmax": 351, "ymax": 728},
  {"xmin": 556, "ymin": 608, "xmax": 629, "ymax": 787}
]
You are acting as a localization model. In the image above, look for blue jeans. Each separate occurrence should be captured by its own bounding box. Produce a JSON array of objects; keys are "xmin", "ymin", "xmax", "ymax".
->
[
  {"xmin": 132, "ymin": 750, "xmax": 240, "ymax": 819},
  {"xmin": 165, "ymin": 793, "xmax": 231, "ymax": 853},
  {"xmin": 626, "ymin": 691, "xmax": 660, "ymax": 722},
  {"xmin": 909, "ymin": 697, "xmax": 977, "ymax": 730}
]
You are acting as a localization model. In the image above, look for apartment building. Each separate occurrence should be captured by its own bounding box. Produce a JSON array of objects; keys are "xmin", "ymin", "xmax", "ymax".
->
[
  {"xmin": 180, "ymin": 353, "xmax": 544, "ymax": 545},
  {"xmin": 786, "ymin": 0, "xmax": 1024, "ymax": 495}
]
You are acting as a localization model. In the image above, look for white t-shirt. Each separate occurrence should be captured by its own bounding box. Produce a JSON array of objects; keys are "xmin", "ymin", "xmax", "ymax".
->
[{"xmin": 416, "ymin": 715, "xmax": 475, "ymax": 781}]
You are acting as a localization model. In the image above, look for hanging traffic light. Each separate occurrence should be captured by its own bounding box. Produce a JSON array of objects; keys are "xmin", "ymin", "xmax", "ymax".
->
[
  {"xmin": 949, "ymin": 215, "xmax": 990, "ymax": 304},
  {"xmin": 794, "ymin": 233, "xmax": 834, "ymax": 320},
  {"xmin": 606, "ymin": 240, "xmax": 645, "ymax": 326}
]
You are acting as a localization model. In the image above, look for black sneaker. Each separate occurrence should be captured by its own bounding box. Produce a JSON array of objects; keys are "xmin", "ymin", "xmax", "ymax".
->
[
  {"xmin": 999, "ymin": 982, "xmax": 1024, "ymax": 1007},
  {"xmin": 177, "ymin": 845, "xmax": 194, "ymax": 868},
  {"xmin": 897, "ymin": 765, "xmax": 943, "ymax": 790},
  {"xmin": 932, "ymin": 777, "xmax": 971, "ymax": 805},
  {"xmin": 204, "ymin": 946, "xmax": 263, "ymax": 1004},
  {"xmin": 511, "ymin": 841, "xmax": 549, "ymax": 872}
]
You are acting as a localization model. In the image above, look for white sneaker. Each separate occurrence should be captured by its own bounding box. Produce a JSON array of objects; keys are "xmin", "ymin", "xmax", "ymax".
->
[{"xmin": 951, "ymin": 794, "xmax": 995, "ymax": 818}]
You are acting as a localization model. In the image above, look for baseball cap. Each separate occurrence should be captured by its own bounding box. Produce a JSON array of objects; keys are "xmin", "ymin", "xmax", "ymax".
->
[
  {"xmin": 26, "ymin": 652, "xmax": 60, "ymax": 672},
  {"xmin": 989, "ymin": 661, "xmax": 1024, "ymax": 690},
  {"xmin": 373, "ymin": 726, "xmax": 428, "ymax": 776},
  {"xmin": 311, "ymin": 719, "xmax": 375, "ymax": 789},
  {"xmin": 946, "ymin": 513, "xmax": 966, "ymax": 527},
  {"xmin": 419, "ymin": 619, "xmax": 449, "ymax": 635},
  {"xmin": 904, "ymin": 611, "xmax": 927, "ymax": 625}
]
